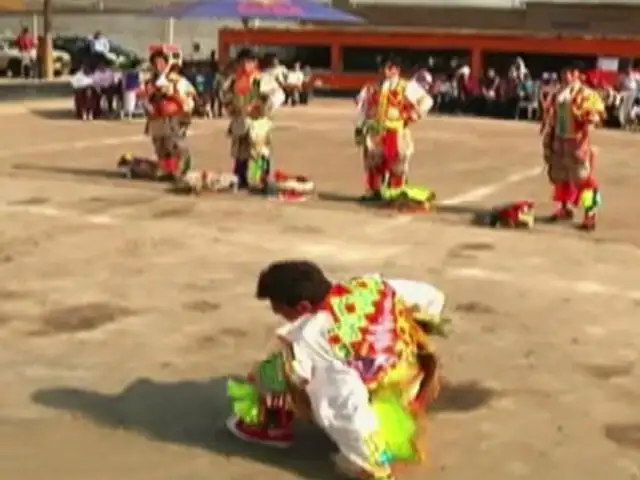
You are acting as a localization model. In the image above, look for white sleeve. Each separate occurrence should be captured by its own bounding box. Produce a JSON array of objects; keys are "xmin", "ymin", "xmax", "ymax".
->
[
  {"xmin": 387, "ymin": 278, "xmax": 445, "ymax": 317},
  {"xmin": 276, "ymin": 312, "xmax": 333, "ymax": 384},
  {"xmin": 155, "ymin": 74, "xmax": 169, "ymax": 88},
  {"xmin": 260, "ymin": 75, "xmax": 285, "ymax": 112},
  {"xmin": 176, "ymin": 78, "xmax": 194, "ymax": 96},
  {"xmin": 405, "ymin": 79, "xmax": 434, "ymax": 117},
  {"xmin": 289, "ymin": 342, "xmax": 314, "ymax": 382},
  {"xmin": 355, "ymin": 85, "xmax": 369, "ymax": 126}
]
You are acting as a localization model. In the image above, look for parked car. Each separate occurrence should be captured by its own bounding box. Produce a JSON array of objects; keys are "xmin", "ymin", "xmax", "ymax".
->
[
  {"xmin": 53, "ymin": 35, "xmax": 142, "ymax": 72},
  {"xmin": 0, "ymin": 36, "xmax": 71, "ymax": 77}
]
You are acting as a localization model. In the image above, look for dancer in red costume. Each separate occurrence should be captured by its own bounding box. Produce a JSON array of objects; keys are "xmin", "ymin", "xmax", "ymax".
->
[
  {"xmin": 140, "ymin": 51, "xmax": 194, "ymax": 180},
  {"xmin": 354, "ymin": 56, "xmax": 433, "ymax": 201},
  {"xmin": 541, "ymin": 63, "xmax": 605, "ymax": 230}
]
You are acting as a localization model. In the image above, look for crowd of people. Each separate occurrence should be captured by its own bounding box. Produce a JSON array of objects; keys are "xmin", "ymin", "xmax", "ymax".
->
[
  {"xmin": 70, "ymin": 49, "xmax": 317, "ymax": 121},
  {"xmin": 68, "ymin": 47, "xmax": 640, "ymax": 135},
  {"xmin": 424, "ymin": 56, "xmax": 640, "ymax": 129}
]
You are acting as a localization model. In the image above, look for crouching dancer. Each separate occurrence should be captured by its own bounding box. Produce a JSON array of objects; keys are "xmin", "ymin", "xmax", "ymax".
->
[{"xmin": 226, "ymin": 260, "xmax": 450, "ymax": 479}]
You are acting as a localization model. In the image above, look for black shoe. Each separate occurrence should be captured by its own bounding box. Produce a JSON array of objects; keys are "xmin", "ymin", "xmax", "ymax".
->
[
  {"xmin": 359, "ymin": 191, "xmax": 382, "ymax": 202},
  {"xmin": 545, "ymin": 208, "xmax": 574, "ymax": 223}
]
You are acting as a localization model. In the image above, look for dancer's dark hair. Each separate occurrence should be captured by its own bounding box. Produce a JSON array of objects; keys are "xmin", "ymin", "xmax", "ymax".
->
[{"xmin": 256, "ymin": 260, "xmax": 332, "ymax": 308}]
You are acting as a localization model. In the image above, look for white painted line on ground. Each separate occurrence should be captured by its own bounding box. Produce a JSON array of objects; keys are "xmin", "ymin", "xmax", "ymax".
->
[
  {"xmin": 1, "ymin": 204, "xmax": 118, "ymax": 225},
  {"xmin": 1, "ymin": 120, "xmax": 338, "ymax": 160},
  {"xmin": 0, "ymin": 134, "xmax": 145, "ymax": 159},
  {"xmin": 440, "ymin": 166, "xmax": 543, "ymax": 205},
  {"xmin": 447, "ymin": 266, "xmax": 640, "ymax": 300},
  {"xmin": 0, "ymin": 127, "xmax": 218, "ymax": 159}
]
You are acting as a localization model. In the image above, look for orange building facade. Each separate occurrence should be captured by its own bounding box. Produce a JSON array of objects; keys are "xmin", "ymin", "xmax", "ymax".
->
[{"xmin": 218, "ymin": 26, "xmax": 640, "ymax": 90}]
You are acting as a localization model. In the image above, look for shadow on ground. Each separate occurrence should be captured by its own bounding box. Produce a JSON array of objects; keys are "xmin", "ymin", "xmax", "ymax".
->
[
  {"xmin": 29, "ymin": 108, "xmax": 122, "ymax": 121},
  {"xmin": 32, "ymin": 377, "xmax": 336, "ymax": 479},
  {"xmin": 13, "ymin": 163, "xmax": 123, "ymax": 180},
  {"xmin": 31, "ymin": 376, "xmax": 495, "ymax": 478},
  {"xmin": 29, "ymin": 108, "xmax": 78, "ymax": 120},
  {"xmin": 318, "ymin": 191, "xmax": 492, "ymax": 224}
]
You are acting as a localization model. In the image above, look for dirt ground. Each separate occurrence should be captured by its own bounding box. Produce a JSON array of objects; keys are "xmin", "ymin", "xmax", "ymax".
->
[{"xmin": 0, "ymin": 101, "xmax": 639, "ymax": 480}]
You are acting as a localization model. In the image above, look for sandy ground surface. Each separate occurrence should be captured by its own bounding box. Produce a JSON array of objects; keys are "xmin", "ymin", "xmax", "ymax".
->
[{"xmin": 0, "ymin": 101, "xmax": 639, "ymax": 480}]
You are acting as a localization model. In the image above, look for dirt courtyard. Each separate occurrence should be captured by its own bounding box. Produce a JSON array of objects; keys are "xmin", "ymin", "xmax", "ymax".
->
[{"xmin": 0, "ymin": 101, "xmax": 639, "ymax": 479}]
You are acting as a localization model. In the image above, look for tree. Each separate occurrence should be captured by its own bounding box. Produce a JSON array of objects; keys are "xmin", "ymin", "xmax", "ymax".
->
[{"xmin": 41, "ymin": 0, "xmax": 54, "ymax": 79}]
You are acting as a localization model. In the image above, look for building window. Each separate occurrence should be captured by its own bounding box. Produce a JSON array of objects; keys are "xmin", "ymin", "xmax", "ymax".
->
[
  {"xmin": 229, "ymin": 44, "xmax": 331, "ymax": 69},
  {"xmin": 482, "ymin": 52, "xmax": 596, "ymax": 78},
  {"xmin": 341, "ymin": 46, "xmax": 470, "ymax": 73}
]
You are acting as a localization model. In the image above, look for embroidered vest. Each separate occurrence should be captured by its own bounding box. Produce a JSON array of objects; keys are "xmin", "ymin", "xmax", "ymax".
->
[
  {"xmin": 146, "ymin": 74, "xmax": 184, "ymax": 118},
  {"xmin": 322, "ymin": 276, "xmax": 417, "ymax": 389},
  {"xmin": 229, "ymin": 74, "xmax": 262, "ymax": 116},
  {"xmin": 367, "ymin": 79, "xmax": 408, "ymax": 131}
]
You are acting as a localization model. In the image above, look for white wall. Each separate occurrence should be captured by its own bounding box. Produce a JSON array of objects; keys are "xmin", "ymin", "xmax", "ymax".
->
[{"xmin": 0, "ymin": 14, "xmax": 294, "ymax": 55}]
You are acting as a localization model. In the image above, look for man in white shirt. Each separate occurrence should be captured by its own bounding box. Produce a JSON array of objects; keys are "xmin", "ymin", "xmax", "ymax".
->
[
  {"xmin": 226, "ymin": 260, "xmax": 447, "ymax": 479},
  {"xmin": 89, "ymin": 30, "xmax": 110, "ymax": 57},
  {"xmin": 284, "ymin": 61, "xmax": 305, "ymax": 105},
  {"xmin": 264, "ymin": 55, "xmax": 289, "ymax": 87},
  {"xmin": 512, "ymin": 56, "xmax": 528, "ymax": 81},
  {"xmin": 619, "ymin": 65, "xmax": 640, "ymax": 126}
]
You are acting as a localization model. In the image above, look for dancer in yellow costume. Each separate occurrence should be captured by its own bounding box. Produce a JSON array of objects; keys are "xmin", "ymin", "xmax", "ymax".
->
[
  {"xmin": 221, "ymin": 48, "xmax": 284, "ymax": 192},
  {"xmin": 541, "ymin": 63, "xmax": 605, "ymax": 230},
  {"xmin": 226, "ymin": 260, "xmax": 450, "ymax": 479},
  {"xmin": 355, "ymin": 56, "xmax": 434, "ymax": 209}
]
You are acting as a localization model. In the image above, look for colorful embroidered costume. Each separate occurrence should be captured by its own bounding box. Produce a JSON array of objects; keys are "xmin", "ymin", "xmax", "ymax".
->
[
  {"xmin": 487, "ymin": 200, "xmax": 535, "ymax": 228},
  {"xmin": 139, "ymin": 51, "xmax": 195, "ymax": 181},
  {"xmin": 222, "ymin": 48, "xmax": 284, "ymax": 192},
  {"xmin": 227, "ymin": 265, "xmax": 449, "ymax": 480},
  {"xmin": 541, "ymin": 64, "xmax": 604, "ymax": 230},
  {"xmin": 355, "ymin": 56, "xmax": 434, "ymax": 209}
]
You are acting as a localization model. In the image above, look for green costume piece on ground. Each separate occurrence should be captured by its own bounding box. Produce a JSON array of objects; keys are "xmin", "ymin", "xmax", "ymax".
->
[
  {"xmin": 227, "ymin": 380, "xmax": 260, "ymax": 425},
  {"xmin": 381, "ymin": 184, "xmax": 435, "ymax": 204}
]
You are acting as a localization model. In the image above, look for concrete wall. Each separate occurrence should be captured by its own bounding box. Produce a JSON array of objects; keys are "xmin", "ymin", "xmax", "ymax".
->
[
  {"xmin": 336, "ymin": 1, "xmax": 640, "ymax": 35},
  {"xmin": 0, "ymin": 13, "xmax": 254, "ymax": 54},
  {"xmin": 1, "ymin": 3, "xmax": 640, "ymax": 59},
  {"xmin": 524, "ymin": 4, "xmax": 640, "ymax": 35}
]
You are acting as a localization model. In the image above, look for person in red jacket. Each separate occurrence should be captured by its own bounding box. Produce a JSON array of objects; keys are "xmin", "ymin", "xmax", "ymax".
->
[{"xmin": 15, "ymin": 27, "xmax": 34, "ymax": 78}]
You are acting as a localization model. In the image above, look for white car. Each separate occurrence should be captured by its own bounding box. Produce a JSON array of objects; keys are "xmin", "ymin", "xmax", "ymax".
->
[{"xmin": 0, "ymin": 37, "xmax": 71, "ymax": 77}]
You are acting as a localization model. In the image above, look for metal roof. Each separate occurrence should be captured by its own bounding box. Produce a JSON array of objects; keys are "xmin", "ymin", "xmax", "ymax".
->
[{"xmin": 347, "ymin": 0, "xmax": 523, "ymax": 6}]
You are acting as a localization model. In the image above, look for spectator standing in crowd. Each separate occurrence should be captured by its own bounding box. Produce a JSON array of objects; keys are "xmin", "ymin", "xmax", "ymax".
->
[
  {"xmin": 618, "ymin": 64, "xmax": 640, "ymax": 126},
  {"xmin": 503, "ymin": 65, "xmax": 521, "ymax": 117},
  {"xmin": 70, "ymin": 63, "xmax": 97, "ymax": 120},
  {"xmin": 512, "ymin": 56, "xmax": 528, "ymax": 81},
  {"xmin": 285, "ymin": 61, "xmax": 304, "ymax": 106},
  {"xmin": 518, "ymin": 72, "xmax": 535, "ymax": 101},
  {"xmin": 209, "ymin": 49, "xmax": 224, "ymax": 117},
  {"xmin": 479, "ymin": 67, "xmax": 501, "ymax": 117},
  {"xmin": 453, "ymin": 59, "xmax": 473, "ymax": 113},
  {"xmin": 92, "ymin": 59, "xmax": 117, "ymax": 117},
  {"xmin": 538, "ymin": 72, "xmax": 557, "ymax": 119},
  {"xmin": 265, "ymin": 55, "xmax": 288, "ymax": 88},
  {"xmin": 302, "ymin": 64, "xmax": 314, "ymax": 104},
  {"xmin": 15, "ymin": 27, "xmax": 34, "ymax": 78},
  {"xmin": 89, "ymin": 30, "xmax": 110, "ymax": 62}
]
